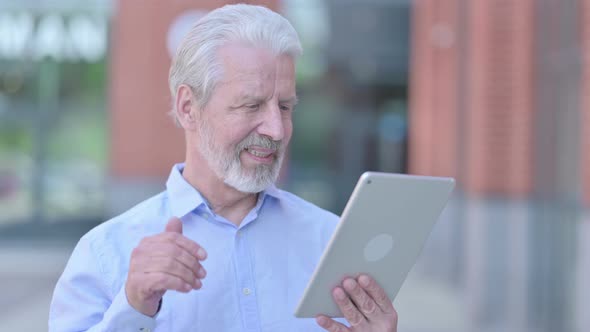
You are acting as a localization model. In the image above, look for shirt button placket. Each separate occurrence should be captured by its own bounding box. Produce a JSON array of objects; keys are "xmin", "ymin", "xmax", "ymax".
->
[{"xmin": 234, "ymin": 229, "xmax": 261, "ymax": 331}]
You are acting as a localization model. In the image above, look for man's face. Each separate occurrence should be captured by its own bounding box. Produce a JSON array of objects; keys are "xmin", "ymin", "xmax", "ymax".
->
[{"xmin": 194, "ymin": 43, "xmax": 296, "ymax": 193}]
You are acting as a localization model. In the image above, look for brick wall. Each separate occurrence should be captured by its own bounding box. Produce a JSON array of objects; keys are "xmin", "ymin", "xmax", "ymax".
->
[
  {"xmin": 410, "ymin": 0, "xmax": 536, "ymax": 197},
  {"xmin": 465, "ymin": 0, "xmax": 534, "ymax": 196},
  {"xmin": 409, "ymin": 0, "xmax": 460, "ymax": 180},
  {"xmin": 582, "ymin": 0, "xmax": 590, "ymax": 204}
]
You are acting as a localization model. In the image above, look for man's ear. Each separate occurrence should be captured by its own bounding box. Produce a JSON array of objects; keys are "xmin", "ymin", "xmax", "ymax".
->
[{"xmin": 174, "ymin": 84, "xmax": 199, "ymax": 130}]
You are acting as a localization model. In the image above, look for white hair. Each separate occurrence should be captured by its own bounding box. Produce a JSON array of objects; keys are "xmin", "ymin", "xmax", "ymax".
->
[{"xmin": 168, "ymin": 4, "xmax": 302, "ymax": 118}]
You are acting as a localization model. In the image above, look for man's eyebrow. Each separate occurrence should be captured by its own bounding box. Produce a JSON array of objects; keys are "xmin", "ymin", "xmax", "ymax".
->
[
  {"xmin": 233, "ymin": 94, "xmax": 262, "ymax": 104},
  {"xmin": 280, "ymin": 96, "xmax": 299, "ymax": 105},
  {"xmin": 234, "ymin": 95, "xmax": 299, "ymax": 105}
]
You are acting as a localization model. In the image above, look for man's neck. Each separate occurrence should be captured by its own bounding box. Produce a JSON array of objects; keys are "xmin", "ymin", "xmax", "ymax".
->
[{"xmin": 182, "ymin": 156, "xmax": 258, "ymax": 227}]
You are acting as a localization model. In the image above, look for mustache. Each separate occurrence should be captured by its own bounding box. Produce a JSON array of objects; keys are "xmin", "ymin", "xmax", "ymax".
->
[{"xmin": 236, "ymin": 133, "xmax": 282, "ymax": 151}]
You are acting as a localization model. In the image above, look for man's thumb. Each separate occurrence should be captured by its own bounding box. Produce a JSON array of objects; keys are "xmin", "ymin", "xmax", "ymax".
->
[{"xmin": 165, "ymin": 217, "xmax": 183, "ymax": 233}]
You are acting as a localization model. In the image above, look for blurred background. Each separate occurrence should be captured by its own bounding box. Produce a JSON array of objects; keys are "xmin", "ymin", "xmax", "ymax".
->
[{"xmin": 0, "ymin": 0, "xmax": 588, "ymax": 331}]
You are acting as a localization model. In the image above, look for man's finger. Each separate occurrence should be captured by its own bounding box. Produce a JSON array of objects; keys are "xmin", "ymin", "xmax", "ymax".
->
[
  {"xmin": 161, "ymin": 231, "xmax": 208, "ymax": 261},
  {"xmin": 143, "ymin": 257, "xmax": 201, "ymax": 289},
  {"xmin": 145, "ymin": 271, "xmax": 194, "ymax": 293},
  {"xmin": 165, "ymin": 217, "xmax": 183, "ymax": 233},
  {"xmin": 148, "ymin": 242, "xmax": 206, "ymax": 280},
  {"xmin": 358, "ymin": 274, "xmax": 395, "ymax": 314},
  {"xmin": 316, "ymin": 315, "xmax": 350, "ymax": 332},
  {"xmin": 342, "ymin": 278, "xmax": 379, "ymax": 319},
  {"xmin": 332, "ymin": 287, "xmax": 366, "ymax": 327}
]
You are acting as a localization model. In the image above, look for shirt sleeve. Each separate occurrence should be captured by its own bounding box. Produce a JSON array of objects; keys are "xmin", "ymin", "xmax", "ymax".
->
[{"xmin": 48, "ymin": 235, "xmax": 157, "ymax": 332}]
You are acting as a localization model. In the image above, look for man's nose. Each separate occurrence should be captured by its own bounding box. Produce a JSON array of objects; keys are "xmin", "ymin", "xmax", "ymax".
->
[{"xmin": 257, "ymin": 104, "xmax": 285, "ymax": 141}]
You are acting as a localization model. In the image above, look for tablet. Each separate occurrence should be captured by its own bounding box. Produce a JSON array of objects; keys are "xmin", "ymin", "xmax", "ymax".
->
[{"xmin": 294, "ymin": 172, "xmax": 455, "ymax": 318}]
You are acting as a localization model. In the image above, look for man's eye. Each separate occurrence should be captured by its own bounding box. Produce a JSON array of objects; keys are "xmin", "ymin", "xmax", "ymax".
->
[
  {"xmin": 279, "ymin": 104, "xmax": 292, "ymax": 112},
  {"xmin": 245, "ymin": 104, "xmax": 260, "ymax": 110}
]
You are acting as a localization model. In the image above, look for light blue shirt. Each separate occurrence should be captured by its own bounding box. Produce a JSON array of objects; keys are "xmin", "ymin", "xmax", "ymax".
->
[{"xmin": 49, "ymin": 163, "xmax": 339, "ymax": 332}]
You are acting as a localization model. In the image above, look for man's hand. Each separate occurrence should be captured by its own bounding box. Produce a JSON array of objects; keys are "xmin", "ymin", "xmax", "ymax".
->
[
  {"xmin": 316, "ymin": 274, "xmax": 398, "ymax": 332},
  {"xmin": 125, "ymin": 217, "xmax": 207, "ymax": 316}
]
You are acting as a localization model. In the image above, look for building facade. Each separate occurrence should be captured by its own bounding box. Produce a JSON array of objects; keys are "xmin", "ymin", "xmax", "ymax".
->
[{"xmin": 409, "ymin": 0, "xmax": 588, "ymax": 203}]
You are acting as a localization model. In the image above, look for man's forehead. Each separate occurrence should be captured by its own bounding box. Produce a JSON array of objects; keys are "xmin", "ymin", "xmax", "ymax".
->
[
  {"xmin": 231, "ymin": 86, "xmax": 298, "ymax": 102},
  {"xmin": 219, "ymin": 67, "xmax": 296, "ymax": 95},
  {"xmin": 220, "ymin": 70, "xmax": 273, "ymax": 84}
]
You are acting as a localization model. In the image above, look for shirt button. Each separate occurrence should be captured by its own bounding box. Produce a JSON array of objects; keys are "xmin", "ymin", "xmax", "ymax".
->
[
  {"xmin": 236, "ymin": 231, "xmax": 242, "ymax": 237},
  {"xmin": 242, "ymin": 287, "xmax": 251, "ymax": 295}
]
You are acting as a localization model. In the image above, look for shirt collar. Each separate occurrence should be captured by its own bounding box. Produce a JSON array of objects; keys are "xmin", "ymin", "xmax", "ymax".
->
[
  {"xmin": 166, "ymin": 163, "xmax": 283, "ymax": 219},
  {"xmin": 166, "ymin": 163, "xmax": 208, "ymax": 218}
]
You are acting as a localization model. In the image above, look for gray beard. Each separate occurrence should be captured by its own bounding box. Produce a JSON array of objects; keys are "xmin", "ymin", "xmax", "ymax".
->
[{"xmin": 197, "ymin": 120, "xmax": 284, "ymax": 193}]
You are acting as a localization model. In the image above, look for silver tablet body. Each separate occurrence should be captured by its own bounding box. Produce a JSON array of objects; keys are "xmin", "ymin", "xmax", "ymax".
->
[{"xmin": 294, "ymin": 172, "xmax": 455, "ymax": 318}]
